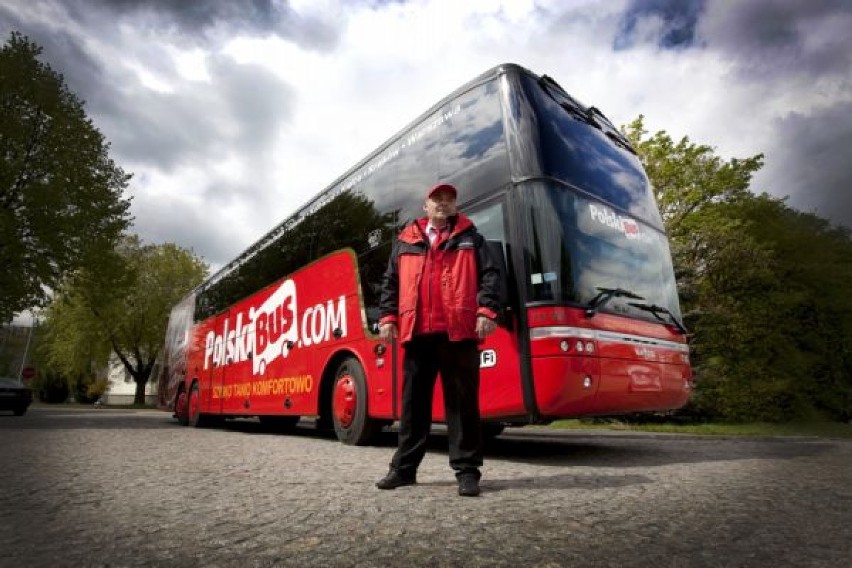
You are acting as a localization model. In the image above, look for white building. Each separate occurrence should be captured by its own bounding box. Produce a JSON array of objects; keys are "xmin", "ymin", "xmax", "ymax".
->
[{"xmin": 102, "ymin": 355, "xmax": 158, "ymax": 405}]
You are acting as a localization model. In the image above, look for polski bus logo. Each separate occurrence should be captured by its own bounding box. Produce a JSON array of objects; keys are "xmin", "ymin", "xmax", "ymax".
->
[
  {"xmin": 620, "ymin": 218, "xmax": 639, "ymax": 239},
  {"xmin": 250, "ymin": 279, "xmax": 299, "ymax": 375},
  {"xmin": 203, "ymin": 279, "xmax": 348, "ymax": 375},
  {"xmin": 589, "ymin": 203, "xmax": 645, "ymax": 241}
]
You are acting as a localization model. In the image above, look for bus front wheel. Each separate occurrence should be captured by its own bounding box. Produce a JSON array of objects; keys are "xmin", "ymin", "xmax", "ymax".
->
[{"xmin": 331, "ymin": 357, "xmax": 379, "ymax": 446}]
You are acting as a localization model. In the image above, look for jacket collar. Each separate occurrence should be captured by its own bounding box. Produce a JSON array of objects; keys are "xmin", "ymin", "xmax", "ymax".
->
[{"xmin": 399, "ymin": 214, "xmax": 474, "ymax": 245}]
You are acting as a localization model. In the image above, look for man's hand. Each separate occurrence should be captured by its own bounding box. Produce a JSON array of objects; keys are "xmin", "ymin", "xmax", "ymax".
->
[
  {"xmin": 379, "ymin": 322, "xmax": 398, "ymax": 341},
  {"xmin": 476, "ymin": 316, "xmax": 497, "ymax": 339}
]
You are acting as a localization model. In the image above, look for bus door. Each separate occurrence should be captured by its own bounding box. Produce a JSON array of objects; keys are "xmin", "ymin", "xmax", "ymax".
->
[
  {"xmin": 209, "ymin": 310, "xmax": 238, "ymax": 415},
  {"xmin": 475, "ymin": 241, "xmax": 524, "ymax": 418},
  {"xmin": 366, "ymin": 327, "xmax": 396, "ymax": 420}
]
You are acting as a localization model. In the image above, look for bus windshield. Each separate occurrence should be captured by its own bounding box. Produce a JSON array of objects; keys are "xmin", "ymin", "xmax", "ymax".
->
[
  {"xmin": 521, "ymin": 73, "xmax": 664, "ymax": 231},
  {"xmin": 520, "ymin": 182, "xmax": 682, "ymax": 323}
]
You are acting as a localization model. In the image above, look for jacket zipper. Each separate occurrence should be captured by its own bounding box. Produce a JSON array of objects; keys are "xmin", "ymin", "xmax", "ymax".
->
[{"xmin": 427, "ymin": 243, "xmax": 433, "ymax": 331}]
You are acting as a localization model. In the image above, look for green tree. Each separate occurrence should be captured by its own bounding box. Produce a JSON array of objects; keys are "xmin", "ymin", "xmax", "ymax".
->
[
  {"xmin": 624, "ymin": 117, "xmax": 852, "ymax": 422},
  {"xmin": 41, "ymin": 237, "xmax": 207, "ymax": 405},
  {"xmin": 0, "ymin": 32, "xmax": 131, "ymax": 322}
]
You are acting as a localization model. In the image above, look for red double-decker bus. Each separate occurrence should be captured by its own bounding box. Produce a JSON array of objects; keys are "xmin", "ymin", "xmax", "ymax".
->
[{"xmin": 157, "ymin": 63, "xmax": 691, "ymax": 444}]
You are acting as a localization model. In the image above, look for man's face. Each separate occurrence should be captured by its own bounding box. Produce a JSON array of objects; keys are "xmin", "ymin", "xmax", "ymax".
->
[{"xmin": 423, "ymin": 190, "xmax": 457, "ymax": 225}]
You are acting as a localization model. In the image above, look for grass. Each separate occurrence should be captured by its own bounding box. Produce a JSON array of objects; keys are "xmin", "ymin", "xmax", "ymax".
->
[{"xmin": 550, "ymin": 419, "xmax": 852, "ymax": 438}]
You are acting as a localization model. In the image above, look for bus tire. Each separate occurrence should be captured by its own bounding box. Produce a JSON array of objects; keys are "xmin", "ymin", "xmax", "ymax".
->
[
  {"xmin": 332, "ymin": 357, "xmax": 379, "ymax": 445},
  {"xmin": 187, "ymin": 382, "xmax": 211, "ymax": 428},
  {"xmin": 175, "ymin": 387, "xmax": 189, "ymax": 426}
]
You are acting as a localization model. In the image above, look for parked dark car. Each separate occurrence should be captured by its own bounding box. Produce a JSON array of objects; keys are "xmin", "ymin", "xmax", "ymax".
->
[{"xmin": 0, "ymin": 377, "xmax": 33, "ymax": 416}]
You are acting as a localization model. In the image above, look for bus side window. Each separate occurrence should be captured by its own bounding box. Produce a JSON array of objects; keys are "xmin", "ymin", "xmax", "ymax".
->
[
  {"xmin": 467, "ymin": 201, "xmax": 515, "ymax": 319},
  {"xmin": 357, "ymin": 250, "xmax": 390, "ymax": 335},
  {"xmin": 466, "ymin": 201, "xmax": 506, "ymax": 258},
  {"xmin": 355, "ymin": 154, "xmax": 398, "ymax": 336}
]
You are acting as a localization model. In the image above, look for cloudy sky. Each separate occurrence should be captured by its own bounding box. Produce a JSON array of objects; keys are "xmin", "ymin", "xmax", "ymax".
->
[{"xmin": 2, "ymin": 0, "xmax": 851, "ymax": 272}]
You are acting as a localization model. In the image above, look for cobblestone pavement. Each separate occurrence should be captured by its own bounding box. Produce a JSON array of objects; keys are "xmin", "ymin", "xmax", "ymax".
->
[{"xmin": 0, "ymin": 407, "xmax": 850, "ymax": 568}]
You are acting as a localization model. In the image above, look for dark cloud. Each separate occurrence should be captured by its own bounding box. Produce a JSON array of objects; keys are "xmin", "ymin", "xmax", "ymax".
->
[
  {"xmin": 609, "ymin": 0, "xmax": 852, "ymax": 231},
  {"xmin": 755, "ymin": 101, "xmax": 852, "ymax": 230},
  {"xmin": 614, "ymin": 0, "xmax": 706, "ymax": 50},
  {"xmin": 699, "ymin": 0, "xmax": 852, "ymax": 80},
  {"xmin": 613, "ymin": 0, "xmax": 852, "ymax": 81},
  {"xmin": 0, "ymin": 6, "xmax": 109, "ymax": 110},
  {"xmin": 65, "ymin": 0, "xmax": 342, "ymax": 51},
  {"xmin": 1, "ymin": 1, "xmax": 296, "ymax": 193},
  {"xmin": 1, "ymin": 1, "xmax": 301, "ymax": 263},
  {"xmin": 98, "ymin": 55, "xmax": 294, "ymax": 176},
  {"xmin": 131, "ymin": 195, "xmax": 245, "ymax": 267}
]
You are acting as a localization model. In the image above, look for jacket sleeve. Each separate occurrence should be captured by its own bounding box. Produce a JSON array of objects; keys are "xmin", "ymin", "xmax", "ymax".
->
[
  {"xmin": 475, "ymin": 233, "xmax": 504, "ymax": 321},
  {"xmin": 378, "ymin": 239, "xmax": 400, "ymax": 325}
]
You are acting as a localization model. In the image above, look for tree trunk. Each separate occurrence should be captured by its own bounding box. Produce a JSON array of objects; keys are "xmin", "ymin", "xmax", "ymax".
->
[{"xmin": 133, "ymin": 377, "xmax": 148, "ymax": 406}]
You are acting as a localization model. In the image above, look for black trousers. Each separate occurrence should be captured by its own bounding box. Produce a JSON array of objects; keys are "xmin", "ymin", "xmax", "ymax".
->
[{"xmin": 391, "ymin": 334, "xmax": 482, "ymax": 478}]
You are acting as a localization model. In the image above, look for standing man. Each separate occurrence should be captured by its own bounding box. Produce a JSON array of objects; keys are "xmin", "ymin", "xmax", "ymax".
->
[{"xmin": 375, "ymin": 183, "xmax": 502, "ymax": 497}]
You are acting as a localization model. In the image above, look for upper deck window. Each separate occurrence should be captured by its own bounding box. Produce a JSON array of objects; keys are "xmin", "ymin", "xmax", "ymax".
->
[{"xmin": 521, "ymin": 74, "xmax": 663, "ymax": 231}]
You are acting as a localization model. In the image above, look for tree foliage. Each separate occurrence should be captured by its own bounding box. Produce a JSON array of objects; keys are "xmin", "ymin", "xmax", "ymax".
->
[
  {"xmin": 624, "ymin": 116, "xmax": 852, "ymax": 422},
  {"xmin": 0, "ymin": 32, "xmax": 131, "ymax": 322},
  {"xmin": 40, "ymin": 237, "xmax": 207, "ymax": 404}
]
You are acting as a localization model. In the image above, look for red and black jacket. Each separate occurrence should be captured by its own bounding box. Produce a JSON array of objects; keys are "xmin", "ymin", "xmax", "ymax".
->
[{"xmin": 379, "ymin": 213, "xmax": 502, "ymax": 344}]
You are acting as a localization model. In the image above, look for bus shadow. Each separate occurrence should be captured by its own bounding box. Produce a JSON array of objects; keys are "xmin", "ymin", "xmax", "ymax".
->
[
  {"xmin": 375, "ymin": 427, "xmax": 831, "ymax": 470},
  {"xmin": 17, "ymin": 409, "xmax": 831, "ymax": 472},
  {"xmin": 220, "ymin": 421, "xmax": 836, "ymax": 470},
  {"xmin": 482, "ymin": 430, "xmax": 835, "ymax": 469}
]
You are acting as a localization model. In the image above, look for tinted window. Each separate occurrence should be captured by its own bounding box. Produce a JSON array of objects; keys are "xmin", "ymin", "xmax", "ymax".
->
[
  {"xmin": 353, "ymin": 152, "xmax": 400, "ymax": 330},
  {"xmin": 196, "ymin": 78, "xmax": 510, "ymax": 321},
  {"xmin": 521, "ymin": 75, "xmax": 663, "ymax": 230},
  {"xmin": 439, "ymin": 80, "xmax": 510, "ymax": 203},
  {"xmin": 519, "ymin": 181, "xmax": 680, "ymax": 321},
  {"xmin": 394, "ymin": 106, "xmax": 445, "ymax": 224},
  {"xmin": 466, "ymin": 200, "xmax": 505, "ymax": 243},
  {"xmin": 197, "ymin": 190, "xmax": 395, "ymax": 319}
]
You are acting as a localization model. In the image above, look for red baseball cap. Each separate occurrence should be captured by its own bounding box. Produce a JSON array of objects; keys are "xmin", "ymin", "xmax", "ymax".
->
[{"xmin": 426, "ymin": 183, "xmax": 457, "ymax": 200}]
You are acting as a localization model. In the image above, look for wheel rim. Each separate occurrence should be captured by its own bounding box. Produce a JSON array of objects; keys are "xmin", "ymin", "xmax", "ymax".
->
[
  {"xmin": 332, "ymin": 372, "xmax": 356, "ymax": 429},
  {"xmin": 189, "ymin": 387, "xmax": 200, "ymax": 422},
  {"xmin": 176, "ymin": 391, "xmax": 188, "ymax": 421}
]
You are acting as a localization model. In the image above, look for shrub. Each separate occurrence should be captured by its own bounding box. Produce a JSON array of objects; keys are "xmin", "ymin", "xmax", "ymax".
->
[{"xmin": 35, "ymin": 370, "xmax": 69, "ymax": 403}]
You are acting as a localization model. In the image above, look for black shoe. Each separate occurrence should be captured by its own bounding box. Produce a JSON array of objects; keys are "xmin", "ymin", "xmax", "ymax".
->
[
  {"xmin": 376, "ymin": 470, "xmax": 416, "ymax": 490},
  {"xmin": 457, "ymin": 474, "xmax": 481, "ymax": 497}
]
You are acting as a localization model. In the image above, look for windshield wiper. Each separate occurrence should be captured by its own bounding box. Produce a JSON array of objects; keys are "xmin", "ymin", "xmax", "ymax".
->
[
  {"xmin": 605, "ymin": 130, "xmax": 637, "ymax": 155},
  {"xmin": 538, "ymin": 75, "xmax": 602, "ymax": 130},
  {"xmin": 585, "ymin": 287, "xmax": 644, "ymax": 317},
  {"xmin": 560, "ymin": 102, "xmax": 601, "ymax": 129},
  {"xmin": 628, "ymin": 302, "xmax": 688, "ymax": 335}
]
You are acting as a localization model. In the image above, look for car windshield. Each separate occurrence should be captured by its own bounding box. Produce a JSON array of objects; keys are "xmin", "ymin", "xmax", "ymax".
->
[
  {"xmin": 0, "ymin": 377, "xmax": 23, "ymax": 388},
  {"xmin": 519, "ymin": 181, "xmax": 682, "ymax": 322}
]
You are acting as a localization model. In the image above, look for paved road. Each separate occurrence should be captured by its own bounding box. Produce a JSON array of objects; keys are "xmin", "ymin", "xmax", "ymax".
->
[{"xmin": 0, "ymin": 407, "xmax": 849, "ymax": 568}]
